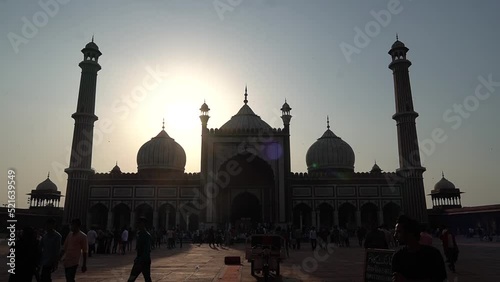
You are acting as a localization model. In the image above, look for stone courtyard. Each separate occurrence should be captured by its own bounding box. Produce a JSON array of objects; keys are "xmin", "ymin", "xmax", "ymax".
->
[{"xmin": 1, "ymin": 236, "xmax": 500, "ymax": 281}]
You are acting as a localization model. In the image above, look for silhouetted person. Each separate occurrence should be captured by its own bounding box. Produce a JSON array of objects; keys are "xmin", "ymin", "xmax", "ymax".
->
[
  {"xmin": 86, "ymin": 227, "xmax": 97, "ymax": 257},
  {"xmin": 419, "ymin": 224, "xmax": 433, "ymax": 246},
  {"xmin": 40, "ymin": 218, "xmax": 62, "ymax": 282},
  {"xmin": 293, "ymin": 227, "xmax": 302, "ymax": 250},
  {"xmin": 60, "ymin": 218, "xmax": 88, "ymax": 282},
  {"xmin": 121, "ymin": 227, "xmax": 129, "ymax": 255},
  {"xmin": 356, "ymin": 226, "xmax": 367, "ymax": 247},
  {"xmin": 9, "ymin": 227, "xmax": 40, "ymax": 282},
  {"xmin": 440, "ymin": 225, "xmax": 459, "ymax": 273},
  {"xmin": 127, "ymin": 217, "xmax": 152, "ymax": 282},
  {"xmin": 112, "ymin": 229, "xmax": 120, "ymax": 254},
  {"xmin": 392, "ymin": 215, "xmax": 447, "ymax": 282},
  {"xmin": 309, "ymin": 227, "xmax": 317, "ymax": 251}
]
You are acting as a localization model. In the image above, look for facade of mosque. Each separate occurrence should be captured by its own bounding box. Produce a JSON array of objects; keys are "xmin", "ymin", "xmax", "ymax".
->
[{"xmin": 60, "ymin": 39, "xmax": 429, "ymax": 231}]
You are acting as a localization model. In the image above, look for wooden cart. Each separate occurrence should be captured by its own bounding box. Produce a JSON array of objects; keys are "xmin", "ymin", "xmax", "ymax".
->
[{"xmin": 245, "ymin": 234, "xmax": 286, "ymax": 281}]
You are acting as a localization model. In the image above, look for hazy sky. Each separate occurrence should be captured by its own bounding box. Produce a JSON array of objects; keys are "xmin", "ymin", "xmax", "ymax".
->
[{"xmin": 1, "ymin": 0, "xmax": 499, "ymax": 209}]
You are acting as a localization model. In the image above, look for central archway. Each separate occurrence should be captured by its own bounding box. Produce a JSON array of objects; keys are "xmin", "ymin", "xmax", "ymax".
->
[{"xmin": 216, "ymin": 152, "xmax": 275, "ymax": 225}]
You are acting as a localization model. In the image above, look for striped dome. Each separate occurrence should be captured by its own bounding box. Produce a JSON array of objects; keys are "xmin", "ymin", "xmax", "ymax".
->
[
  {"xmin": 137, "ymin": 130, "xmax": 186, "ymax": 172},
  {"xmin": 306, "ymin": 128, "xmax": 355, "ymax": 172}
]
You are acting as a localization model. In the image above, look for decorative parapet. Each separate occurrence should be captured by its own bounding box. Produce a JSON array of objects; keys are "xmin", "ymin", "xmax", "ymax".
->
[
  {"xmin": 207, "ymin": 127, "xmax": 286, "ymax": 136},
  {"xmin": 289, "ymin": 171, "xmax": 400, "ymax": 180}
]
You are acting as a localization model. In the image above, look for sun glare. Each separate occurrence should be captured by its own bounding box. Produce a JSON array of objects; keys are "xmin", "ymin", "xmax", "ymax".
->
[{"xmin": 133, "ymin": 73, "xmax": 220, "ymax": 171}]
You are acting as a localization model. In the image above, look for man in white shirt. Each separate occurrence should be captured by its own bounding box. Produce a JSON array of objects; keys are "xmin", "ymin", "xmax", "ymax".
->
[
  {"xmin": 121, "ymin": 228, "xmax": 129, "ymax": 255},
  {"xmin": 87, "ymin": 228, "xmax": 97, "ymax": 257}
]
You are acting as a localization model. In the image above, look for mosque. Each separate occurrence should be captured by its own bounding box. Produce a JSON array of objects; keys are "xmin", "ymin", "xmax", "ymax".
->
[{"xmin": 49, "ymin": 38, "xmax": 433, "ymax": 232}]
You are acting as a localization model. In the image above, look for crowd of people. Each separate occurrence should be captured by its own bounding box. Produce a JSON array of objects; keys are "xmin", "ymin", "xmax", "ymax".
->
[{"xmin": 7, "ymin": 214, "xmax": 495, "ymax": 282}]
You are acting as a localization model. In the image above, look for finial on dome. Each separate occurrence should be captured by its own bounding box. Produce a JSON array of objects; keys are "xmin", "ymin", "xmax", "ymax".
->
[
  {"xmin": 116, "ymin": 161, "xmax": 118, "ymax": 166},
  {"xmin": 442, "ymin": 171, "xmax": 445, "ymax": 178},
  {"xmin": 92, "ymin": 34, "xmax": 94, "ymax": 43},
  {"xmin": 47, "ymin": 172, "xmax": 50, "ymax": 178},
  {"xmin": 396, "ymin": 33, "xmax": 398, "ymax": 41},
  {"xmin": 374, "ymin": 159, "xmax": 377, "ymax": 165},
  {"xmin": 162, "ymin": 118, "xmax": 165, "ymax": 130},
  {"xmin": 327, "ymin": 116, "xmax": 330, "ymax": 130},
  {"xmin": 244, "ymin": 85, "xmax": 248, "ymax": 104}
]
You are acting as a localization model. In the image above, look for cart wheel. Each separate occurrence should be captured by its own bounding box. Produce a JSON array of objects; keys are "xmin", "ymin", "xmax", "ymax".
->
[{"xmin": 250, "ymin": 261, "xmax": 255, "ymax": 276}]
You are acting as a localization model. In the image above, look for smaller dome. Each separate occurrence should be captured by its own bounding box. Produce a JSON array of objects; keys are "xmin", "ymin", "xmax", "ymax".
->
[
  {"xmin": 434, "ymin": 173, "xmax": 456, "ymax": 191},
  {"xmin": 36, "ymin": 174, "xmax": 58, "ymax": 191},
  {"xmin": 370, "ymin": 162, "xmax": 382, "ymax": 173},
  {"xmin": 111, "ymin": 162, "xmax": 121, "ymax": 174},
  {"xmin": 85, "ymin": 41, "xmax": 99, "ymax": 50},
  {"xmin": 281, "ymin": 100, "xmax": 291, "ymax": 112},
  {"xmin": 392, "ymin": 40, "xmax": 405, "ymax": 49},
  {"xmin": 200, "ymin": 102, "xmax": 210, "ymax": 112}
]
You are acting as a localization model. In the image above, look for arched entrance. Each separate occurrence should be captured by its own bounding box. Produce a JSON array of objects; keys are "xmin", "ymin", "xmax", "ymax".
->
[
  {"xmin": 317, "ymin": 203, "xmax": 334, "ymax": 228},
  {"xmin": 231, "ymin": 192, "xmax": 261, "ymax": 224},
  {"xmin": 338, "ymin": 202, "xmax": 357, "ymax": 230},
  {"xmin": 293, "ymin": 203, "xmax": 312, "ymax": 229},
  {"xmin": 135, "ymin": 204, "xmax": 153, "ymax": 229},
  {"xmin": 89, "ymin": 203, "xmax": 108, "ymax": 230},
  {"xmin": 361, "ymin": 203, "xmax": 378, "ymax": 228},
  {"xmin": 216, "ymin": 152, "xmax": 274, "ymax": 225},
  {"xmin": 383, "ymin": 202, "xmax": 401, "ymax": 228},
  {"xmin": 113, "ymin": 203, "xmax": 131, "ymax": 230}
]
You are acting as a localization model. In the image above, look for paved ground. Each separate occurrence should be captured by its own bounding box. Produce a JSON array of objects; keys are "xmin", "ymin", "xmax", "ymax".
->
[{"xmin": 1, "ymin": 236, "xmax": 499, "ymax": 281}]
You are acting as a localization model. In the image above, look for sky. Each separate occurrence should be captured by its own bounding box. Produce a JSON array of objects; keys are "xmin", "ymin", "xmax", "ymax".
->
[{"xmin": 1, "ymin": 0, "xmax": 499, "ymax": 209}]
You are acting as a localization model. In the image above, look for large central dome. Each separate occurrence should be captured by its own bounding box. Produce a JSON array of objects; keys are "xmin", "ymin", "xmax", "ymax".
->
[
  {"xmin": 220, "ymin": 87, "xmax": 272, "ymax": 131},
  {"xmin": 220, "ymin": 104, "xmax": 272, "ymax": 131},
  {"xmin": 137, "ymin": 129, "xmax": 186, "ymax": 172},
  {"xmin": 306, "ymin": 121, "xmax": 355, "ymax": 173}
]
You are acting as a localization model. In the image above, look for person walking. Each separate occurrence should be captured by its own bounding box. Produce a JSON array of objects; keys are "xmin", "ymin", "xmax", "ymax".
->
[
  {"xmin": 309, "ymin": 227, "xmax": 318, "ymax": 251},
  {"xmin": 356, "ymin": 226, "xmax": 367, "ymax": 247},
  {"xmin": 121, "ymin": 227, "xmax": 129, "ymax": 255},
  {"xmin": 440, "ymin": 226, "xmax": 459, "ymax": 273},
  {"xmin": 127, "ymin": 217, "xmax": 152, "ymax": 282},
  {"xmin": 40, "ymin": 218, "xmax": 62, "ymax": 282},
  {"xmin": 60, "ymin": 219, "xmax": 88, "ymax": 282},
  {"xmin": 294, "ymin": 227, "xmax": 302, "ymax": 250},
  {"xmin": 86, "ymin": 227, "xmax": 97, "ymax": 257}
]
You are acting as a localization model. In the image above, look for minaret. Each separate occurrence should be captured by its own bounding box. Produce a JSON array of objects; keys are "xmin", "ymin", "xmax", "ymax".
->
[
  {"xmin": 280, "ymin": 99, "xmax": 292, "ymax": 222},
  {"xmin": 388, "ymin": 37, "xmax": 427, "ymax": 223},
  {"xmin": 199, "ymin": 100, "xmax": 210, "ymax": 223},
  {"xmin": 63, "ymin": 39, "xmax": 102, "ymax": 224}
]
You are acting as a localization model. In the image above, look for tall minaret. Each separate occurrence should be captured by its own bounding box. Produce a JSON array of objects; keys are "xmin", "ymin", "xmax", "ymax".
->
[
  {"xmin": 63, "ymin": 39, "xmax": 102, "ymax": 224},
  {"xmin": 280, "ymin": 99, "xmax": 292, "ymax": 222},
  {"xmin": 388, "ymin": 37, "xmax": 427, "ymax": 223},
  {"xmin": 199, "ymin": 100, "xmax": 210, "ymax": 223}
]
